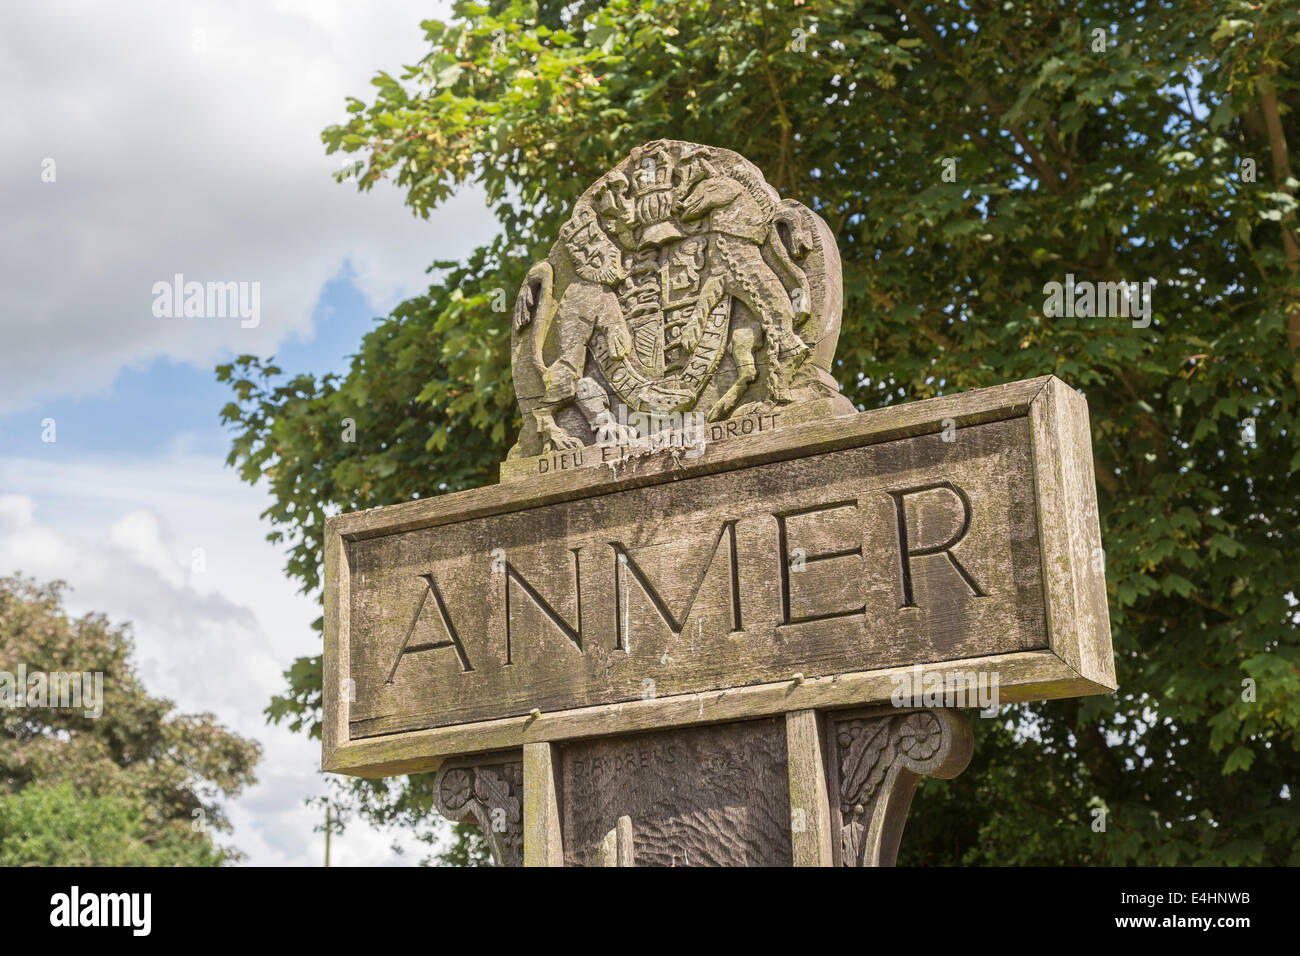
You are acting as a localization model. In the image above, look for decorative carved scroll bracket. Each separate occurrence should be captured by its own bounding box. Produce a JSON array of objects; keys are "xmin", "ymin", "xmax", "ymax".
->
[
  {"xmin": 432, "ymin": 755, "xmax": 525, "ymax": 867},
  {"xmin": 829, "ymin": 708, "xmax": 973, "ymax": 867}
]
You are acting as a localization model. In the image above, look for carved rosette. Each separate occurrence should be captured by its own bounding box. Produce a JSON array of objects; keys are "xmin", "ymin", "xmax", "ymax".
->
[
  {"xmin": 831, "ymin": 709, "xmax": 973, "ymax": 867},
  {"xmin": 432, "ymin": 758, "xmax": 524, "ymax": 867}
]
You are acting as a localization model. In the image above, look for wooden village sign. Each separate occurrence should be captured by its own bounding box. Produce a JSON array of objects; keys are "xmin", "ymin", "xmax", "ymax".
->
[{"xmin": 322, "ymin": 140, "xmax": 1116, "ymax": 866}]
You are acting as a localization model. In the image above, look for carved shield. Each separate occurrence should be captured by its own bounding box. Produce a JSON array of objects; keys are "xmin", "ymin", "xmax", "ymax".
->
[{"xmin": 589, "ymin": 233, "xmax": 732, "ymax": 414}]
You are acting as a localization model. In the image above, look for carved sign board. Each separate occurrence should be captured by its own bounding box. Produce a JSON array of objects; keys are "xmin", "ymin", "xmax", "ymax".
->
[{"xmin": 323, "ymin": 375, "xmax": 1113, "ymax": 778}]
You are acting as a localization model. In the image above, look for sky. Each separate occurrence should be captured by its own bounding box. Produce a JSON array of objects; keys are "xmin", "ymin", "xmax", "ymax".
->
[{"xmin": 0, "ymin": 0, "xmax": 499, "ymax": 865}]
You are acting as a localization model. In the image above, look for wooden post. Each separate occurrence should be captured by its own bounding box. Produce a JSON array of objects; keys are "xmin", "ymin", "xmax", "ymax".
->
[
  {"xmin": 522, "ymin": 742, "xmax": 563, "ymax": 866},
  {"xmin": 596, "ymin": 815, "xmax": 635, "ymax": 866},
  {"xmin": 786, "ymin": 709, "xmax": 833, "ymax": 866}
]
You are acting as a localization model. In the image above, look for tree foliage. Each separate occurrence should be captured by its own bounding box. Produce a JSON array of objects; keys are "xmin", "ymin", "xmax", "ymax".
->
[
  {"xmin": 0, "ymin": 576, "xmax": 260, "ymax": 865},
  {"xmin": 221, "ymin": 0, "xmax": 1300, "ymax": 864},
  {"xmin": 0, "ymin": 783, "xmax": 224, "ymax": 867}
]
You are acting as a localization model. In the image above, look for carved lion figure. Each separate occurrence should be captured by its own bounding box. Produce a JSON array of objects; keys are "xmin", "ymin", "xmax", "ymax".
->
[{"xmin": 510, "ymin": 202, "xmax": 638, "ymax": 457}]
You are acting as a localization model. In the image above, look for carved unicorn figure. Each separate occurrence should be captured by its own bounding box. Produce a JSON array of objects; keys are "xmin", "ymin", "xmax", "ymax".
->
[{"xmin": 677, "ymin": 160, "xmax": 816, "ymax": 415}]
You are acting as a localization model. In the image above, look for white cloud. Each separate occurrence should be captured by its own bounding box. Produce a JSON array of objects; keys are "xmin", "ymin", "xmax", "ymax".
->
[
  {"xmin": 0, "ymin": 0, "xmax": 496, "ymax": 414},
  {"xmin": 108, "ymin": 511, "xmax": 188, "ymax": 589},
  {"xmin": 0, "ymin": 455, "xmax": 431, "ymax": 865}
]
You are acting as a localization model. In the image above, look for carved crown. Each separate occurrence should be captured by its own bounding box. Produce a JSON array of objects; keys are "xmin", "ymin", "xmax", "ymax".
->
[{"xmin": 631, "ymin": 144, "xmax": 675, "ymax": 199}]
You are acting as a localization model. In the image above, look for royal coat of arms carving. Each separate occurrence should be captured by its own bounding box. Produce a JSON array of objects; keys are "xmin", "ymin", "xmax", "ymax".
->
[{"xmin": 508, "ymin": 139, "xmax": 854, "ymax": 459}]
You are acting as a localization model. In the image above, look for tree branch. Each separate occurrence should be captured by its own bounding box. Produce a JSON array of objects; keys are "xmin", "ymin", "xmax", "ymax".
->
[
  {"xmin": 888, "ymin": 0, "xmax": 1065, "ymax": 194},
  {"xmin": 756, "ymin": 4, "xmax": 794, "ymax": 193},
  {"xmin": 1258, "ymin": 74, "xmax": 1300, "ymax": 400}
]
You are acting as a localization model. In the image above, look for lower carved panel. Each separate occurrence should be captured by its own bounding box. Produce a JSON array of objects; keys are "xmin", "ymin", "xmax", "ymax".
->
[{"xmin": 559, "ymin": 718, "xmax": 791, "ymax": 867}]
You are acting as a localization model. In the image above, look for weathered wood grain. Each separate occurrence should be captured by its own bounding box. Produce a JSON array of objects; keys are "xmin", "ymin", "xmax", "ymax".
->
[
  {"xmin": 346, "ymin": 415, "xmax": 1042, "ymax": 738},
  {"xmin": 321, "ymin": 522, "xmax": 350, "ymax": 769},
  {"xmin": 325, "ymin": 649, "xmax": 1099, "ymax": 777},
  {"xmin": 786, "ymin": 709, "xmax": 833, "ymax": 866},
  {"xmin": 522, "ymin": 742, "xmax": 563, "ymax": 866},
  {"xmin": 1031, "ymin": 377, "xmax": 1115, "ymax": 688}
]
